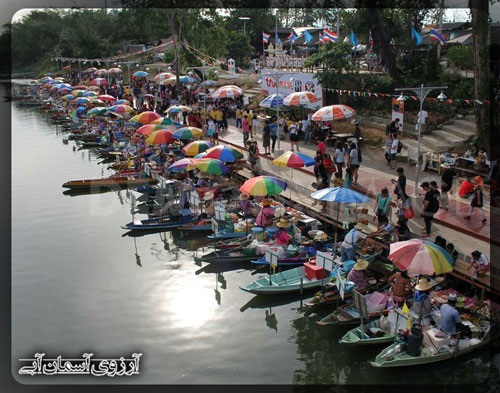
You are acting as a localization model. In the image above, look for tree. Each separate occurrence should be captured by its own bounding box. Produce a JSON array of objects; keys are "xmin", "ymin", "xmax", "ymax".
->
[{"xmin": 446, "ymin": 45, "xmax": 474, "ymax": 76}]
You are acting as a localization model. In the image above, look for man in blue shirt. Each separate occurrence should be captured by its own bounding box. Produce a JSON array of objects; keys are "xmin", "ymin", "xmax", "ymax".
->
[{"xmin": 439, "ymin": 293, "xmax": 462, "ymax": 335}]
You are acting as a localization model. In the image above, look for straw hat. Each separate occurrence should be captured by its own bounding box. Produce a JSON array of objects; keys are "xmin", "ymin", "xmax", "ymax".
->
[
  {"xmin": 276, "ymin": 218, "xmax": 290, "ymax": 228},
  {"xmin": 354, "ymin": 222, "xmax": 368, "ymax": 231},
  {"xmin": 262, "ymin": 199, "xmax": 272, "ymax": 206},
  {"xmin": 353, "ymin": 259, "xmax": 369, "ymax": 271},
  {"xmin": 239, "ymin": 192, "xmax": 250, "ymax": 201},
  {"xmin": 203, "ymin": 191, "xmax": 214, "ymax": 201},
  {"xmin": 313, "ymin": 231, "xmax": 327, "ymax": 241},
  {"xmin": 415, "ymin": 278, "xmax": 433, "ymax": 291}
]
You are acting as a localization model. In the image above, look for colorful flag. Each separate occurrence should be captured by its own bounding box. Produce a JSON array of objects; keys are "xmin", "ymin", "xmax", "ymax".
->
[
  {"xmin": 303, "ymin": 30, "xmax": 314, "ymax": 43},
  {"xmin": 276, "ymin": 36, "xmax": 281, "ymax": 44},
  {"xmin": 318, "ymin": 33, "xmax": 325, "ymax": 44},
  {"xmin": 262, "ymin": 32, "xmax": 271, "ymax": 44},
  {"xmin": 350, "ymin": 30, "xmax": 358, "ymax": 46},
  {"xmin": 369, "ymin": 29, "xmax": 374, "ymax": 50},
  {"xmin": 411, "ymin": 26, "xmax": 422, "ymax": 46},
  {"xmin": 429, "ymin": 28, "xmax": 446, "ymax": 45},
  {"xmin": 323, "ymin": 28, "xmax": 338, "ymax": 42},
  {"xmin": 287, "ymin": 32, "xmax": 298, "ymax": 42}
]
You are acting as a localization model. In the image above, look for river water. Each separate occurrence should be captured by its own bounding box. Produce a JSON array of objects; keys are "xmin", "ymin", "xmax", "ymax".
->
[{"xmin": 7, "ymin": 81, "xmax": 498, "ymax": 386}]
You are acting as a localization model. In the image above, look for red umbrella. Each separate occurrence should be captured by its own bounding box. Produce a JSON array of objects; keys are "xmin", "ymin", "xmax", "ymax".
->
[
  {"xmin": 154, "ymin": 72, "xmax": 176, "ymax": 83},
  {"xmin": 136, "ymin": 124, "xmax": 161, "ymax": 136},
  {"xmin": 312, "ymin": 105, "xmax": 356, "ymax": 122},
  {"xmin": 89, "ymin": 78, "xmax": 108, "ymax": 87},
  {"xmin": 98, "ymin": 94, "xmax": 116, "ymax": 102},
  {"xmin": 94, "ymin": 68, "xmax": 108, "ymax": 76},
  {"xmin": 211, "ymin": 86, "xmax": 243, "ymax": 99},
  {"xmin": 145, "ymin": 129, "xmax": 176, "ymax": 145},
  {"xmin": 283, "ymin": 91, "xmax": 320, "ymax": 106}
]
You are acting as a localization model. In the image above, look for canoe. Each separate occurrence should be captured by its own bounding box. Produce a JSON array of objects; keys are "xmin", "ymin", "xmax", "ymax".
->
[
  {"xmin": 207, "ymin": 231, "xmax": 249, "ymax": 240},
  {"xmin": 122, "ymin": 214, "xmax": 197, "ymax": 231},
  {"xmin": 240, "ymin": 265, "xmax": 338, "ymax": 295},
  {"xmin": 250, "ymin": 253, "xmax": 311, "ymax": 266},
  {"xmin": 339, "ymin": 318, "xmax": 402, "ymax": 347},
  {"xmin": 194, "ymin": 246, "xmax": 264, "ymax": 264},
  {"xmin": 370, "ymin": 319, "xmax": 493, "ymax": 367},
  {"xmin": 212, "ymin": 237, "xmax": 253, "ymax": 249},
  {"xmin": 316, "ymin": 299, "xmax": 389, "ymax": 328},
  {"xmin": 62, "ymin": 176, "xmax": 158, "ymax": 190}
]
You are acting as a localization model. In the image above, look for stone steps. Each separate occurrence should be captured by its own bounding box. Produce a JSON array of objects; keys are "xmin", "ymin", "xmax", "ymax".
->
[
  {"xmin": 441, "ymin": 123, "xmax": 476, "ymax": 140},
  {"xmin": 419, "ymin": 130, "xmax": 466, "ymax": 151}
]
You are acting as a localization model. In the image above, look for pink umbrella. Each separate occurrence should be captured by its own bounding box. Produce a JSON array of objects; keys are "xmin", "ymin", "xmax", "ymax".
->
[
  {"xmin": 283, "ymin": 91, "xmax": 320, "ymax": 106},
  {"xmin": 211, "ymin": 86, "xmax": 243, "ymax": 99},
  {"xmin": 108, "ymin": 67, "xmax": 123, "ymax": 74},
  {"xmin": 98, "ymin": 94, "xmax": 116, "ymax": 102},
  {"xmin": 84, "ymin": 67, "xmax": 97, "ymax": 73},
  {"xmin": 90, "ymin": 78, "xmax": 108, "ymax": 87},
  {"xmin": 154, "ymin": 72, "xmax": 176, "ymax": 83},
  {"xmin": 94, "ymin": 68, "xmax": 108, "ymax": 76},
  {"xmin": 136, "ymin": 124, "xmax": 161, "ymax": 136},
  {"xmin": 312, "ymin": 105, "xmax": 356, "ymax": 122}
]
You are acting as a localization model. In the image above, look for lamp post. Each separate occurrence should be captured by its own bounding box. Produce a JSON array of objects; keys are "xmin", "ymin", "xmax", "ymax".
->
[
  {"xmin": 395, "ymin": 84, "xmax": 447, "ymax": 196},
  {"xmin": 238, "ymin": 16, "xmax": 250, "ymax": 35}
]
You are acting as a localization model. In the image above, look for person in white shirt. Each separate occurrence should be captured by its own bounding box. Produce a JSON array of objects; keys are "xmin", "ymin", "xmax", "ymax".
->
[
  {"xmin": 389, "ymin": 133, "xmax": 399, "ymax": 169},
  {"xmin": 416, "ymin": 110, "xmax": 428, "ymax": 132}
]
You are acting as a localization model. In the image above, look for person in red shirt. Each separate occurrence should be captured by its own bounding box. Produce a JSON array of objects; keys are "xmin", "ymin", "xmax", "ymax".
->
[
  {"xmin": 458, "ymin": 176, "xmax": 475, "ymax": 198},
  {"xmin": 316, "ymin": 137, "xmax": 326, "ymax": 157}
]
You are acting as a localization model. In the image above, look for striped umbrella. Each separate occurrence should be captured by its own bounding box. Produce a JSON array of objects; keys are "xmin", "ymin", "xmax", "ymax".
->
[
  {"xmin": 239, "ymin": 175, "xmax": 287, "ymax": 196},
  {"xmin": 133, "ymin": 71, "xmax": 149, "ymax": 78},
  {"xmin": 84, "ymin": 67, "xmax": 97, "ymax": 73},
  {"xmin": 71, "ymin": 89, "xmax": 86, "ymax": 97},
  {"xmin": 204, "ymin": 145, "xmax": 244, "ymax": 163},
  {"xmin": 145, "ymin": 129, "xmax": 176, "ymax": 145},
  {"xmin": 61, "ymin": 94, "xmax": 75, "ymax": 101},
  {"xmin": 83, "ymin": 91, "xmax": 98, "ymax": 97},
  {"xmin": 259, "ymin": 94, "xmax": 285, "ymax": 109},
  {"xmin": 108, "ymin": 104, "xmax": 135, "ymax": 114},
  {"xmin": 154, "ymin": 72, "xmax": 176, "ymax": 83},
  {"xmin": 98, "ymin": 94, "xmax": 117, "ymax": 102},
  {"xmin": 130, "ymin": 111, "xmax": 162, "ymax": 125},
  {"xmin": 211, "ymin": 86, "xmax": 243, "ymax": 99},
  {"xmin": 191, "ymin": 158, "xmax": 230, "ymax": 175},
  {"xmin": 151, "ymin": 117, "xmax": 183, "ymax": 128},
  {"xmin": 272, "ymin": 151, "xmax": 315, "ymax": 168},
  {"xmin": 172, "ymin": 126, "xmax": 203, "ymax": 140},
  {"xmin": 72, "ymin": 85, "xmax": 88, "ymax": 90},
  {"xmin": 283, "ymin": 91, "xmax": 320, "ymax": 106},
  {"xmin": 312, "ymin": 104, "xmax": 356, "ymax": 122},
  {"xmin": 89, "ymin": 98, "xmax": 105, "ymax": 105},
  {"xmin": 73, "ymin": 97, "xmax": 90, "ymax": 105},
  {"xmin": 136, "ymin": 124, "xmax": 162, "ymax": 136},
  {"xmin": 167, "ymin": 157, "xmax": 195, "ymax": 172},
  {"xmin": 165, "ymin": 105, "xmax": 192, "ymax": 115},
  {"xmin": 86, "ymin": 107, "xmax": 109, "ymax": 116},
  {"xmin": 115, "ymin": 99, "xmax": 131, "ymax": 105},
  {"xmin": 89, "ymin": 78, "xmax": 108, "ymax": 87},
  {"xmin": 181, "ymin": 141, "xmax": 214, "ymax": 157}
]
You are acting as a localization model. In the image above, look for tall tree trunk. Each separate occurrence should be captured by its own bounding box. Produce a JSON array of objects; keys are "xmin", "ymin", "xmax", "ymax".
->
[
  {"xmin": 365, "ymin": 9, "xmax": 398, "ymax": 78},
  {"xmin": 470, "ymin": 0, "xmax": 490, "ymax": 153}
]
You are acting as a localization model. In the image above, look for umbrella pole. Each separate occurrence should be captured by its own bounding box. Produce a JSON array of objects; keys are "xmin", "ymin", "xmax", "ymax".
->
[{"xmin": 334, "ymin": 202, "xmax": 340, "ymax": 254}]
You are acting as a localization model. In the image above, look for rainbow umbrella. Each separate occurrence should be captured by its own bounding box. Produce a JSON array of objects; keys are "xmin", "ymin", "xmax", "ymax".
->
[
  {"xmin": 98, "ymin": 94, "xmax": 116, "ymax": 103},
  {"xmin": 71, "ymin": 89, "xmax": 86, "ymax": 97},
  {"xmin": 73, "ymin": 97, "xmax": 90, "ymax": 105},
  {"xmin": 181, "ymin": 141, "xmax": 214, "ymax": 157},
  {"xmin": 145, "ymin": 129, "xmax": 176, "ymax": 145},
  {"xmin": 172, "ymin": 126, "xmax": 203, "ymax": 140},
  {"xmin": 204, "ymin": 145, "xmax": 244, "ymax": 163},
  {"xmin": 61, "ymin": 94, "xmax": 75, "ymax": 101},
  {"xmin": 130, "ymin": 111, "xmax": 162, "ymax": 125},
  {"xmin": 151, "ymin": 117, "xmax": 182, "ymax": 129},
  {"xmin": 272, "ymin": 151, "xmax": 315, "ymax": 169},
  {"xmin": 89, "ymin": 98, "xmax": 105, "ymax": 105},
  {"xmin": 115, "ymin": 99, "xmax": 131, "ymax": 105},
  {"xmin": 86, "ymin": 107, "xmax": 109, "ymax": 117},
  {"xmin": 239, "ymin": 175, "xmax": 288, "ymax": 196},
  {"xmin": 165, "ymin": 105, "xmax": 192, "ymax": 115},
  {"xmin": 58, "ymin": 87, "xmax": 73, "ymax": 94},
  {"xmin": 389, "ymin": 239, "xmax": 455, "ymax": 276},
  {"xmin": 191, "ymin": 158, "xmax": 230, "ymax": 175},
  {"xmin": 167, "ymin": 157, "xmax": 195, "ymax": 172},
  {"xmin": 109, "ymin": 104, "xmax": 134, "ymax": 114},
  {"xmin": 136, "ymin": 124, "xmax": 162, "ymax": 136},
  {"xmin": 83, "ymin": 90, "xmax": 98, "ymax": 97}
]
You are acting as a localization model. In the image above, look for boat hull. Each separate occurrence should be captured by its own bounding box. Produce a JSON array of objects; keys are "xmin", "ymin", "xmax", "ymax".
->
[{"xmin": 62, "ymin": 177, "xmax": 158, "ymax": 190}]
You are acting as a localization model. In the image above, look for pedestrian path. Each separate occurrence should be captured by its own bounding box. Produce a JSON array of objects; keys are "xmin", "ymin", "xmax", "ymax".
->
[{"xmin": 218, "ymin": 122, "xmax": 493, "ymax": 258}]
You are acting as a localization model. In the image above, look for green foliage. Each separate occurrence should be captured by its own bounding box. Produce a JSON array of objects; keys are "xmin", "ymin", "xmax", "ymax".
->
[
  {"xmin": 225, "ymin": 31, "xmax": 253, "ymax": 68},
  {"xmin": 394, "ymin": 46, "xmax": 442, "ymax": 86},
  {"xmin": 446, "ymin": 45, "xmax": 474, "ymax": 71}
]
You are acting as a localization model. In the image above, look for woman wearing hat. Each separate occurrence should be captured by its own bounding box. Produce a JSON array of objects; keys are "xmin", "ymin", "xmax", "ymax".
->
[
  {"xmin": 239, "ymin": 192, "xmax": 252, "ymax": 217},
  {"xmin": 464, "ymin": 175, "xmax": 487, "ymax": 223},
  {"xmin": 411, "ymin": 278, "xmax": 435, "ymax": 320},
  {"xmin": 346, "ymin": 259, "xmax": 370, "ymax": 288},
  {"xmin": 255, "ymin": 199, "xmax": 274, "ymax": 228},
  {"xmin": 203, "ymin": 191, "xmax": 215, "ymax": 217},
  {"xmin": 274, "ymin": 219, "xmax": 292, "ymax": 245},
  {"xmin": 340, "ymin": 223, "xmax": 368, "ymax": 262},
  {"xmin": 388, "ymin": 270, "xmax": 412, "ymax": 306}
]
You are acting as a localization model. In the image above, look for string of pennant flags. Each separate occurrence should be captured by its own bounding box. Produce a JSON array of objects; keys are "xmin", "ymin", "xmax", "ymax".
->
[{"xmin": 325, "ymin": 88, "xmax": 491, "ymax": 106}]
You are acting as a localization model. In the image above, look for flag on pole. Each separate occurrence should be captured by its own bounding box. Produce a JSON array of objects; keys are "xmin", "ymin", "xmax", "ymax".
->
[
  {"xmin": 429, "ymin": 28, "xmax": 446, "ymax": 45},
  {"xmin": 262, "ymin": 32, "xmax": 271, "ymax": 44},
  {"xmin": 303, "ymin": 30, "xmax": 314, "ymax": 43},
  {"xmin": 411, "ymin": 26, "xmax": 422, "ymax": 46},
  {"xmin": 350, "ymin": 30, "xmax": 358, "ymax": 46},
  {"xmin": 318, "ymin": 33, "xmax": 325, "ymax": 44},
  {"xmin": 287, "ymin": 31, "xmax": 298, "ymax": 41},
  {"xmin": 323, "ymin": 28, "xmax": 338, "ymax": 42},
  {"xmin": 369, "ymin": 29, "xmax": 374, "ymax": 50},
  {"xmin": 276, "ymin": 35, "xmax": 281, "ymax": 44}
]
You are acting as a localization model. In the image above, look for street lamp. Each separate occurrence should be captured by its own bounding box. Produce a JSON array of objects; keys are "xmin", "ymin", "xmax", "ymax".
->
[
  {"xmin": 238, "ymin": 16, "xmax": 250, "ymax": 35},
  {"xmin": 395, "ymin": 84, "xmax": 447, "ymax": 196}
]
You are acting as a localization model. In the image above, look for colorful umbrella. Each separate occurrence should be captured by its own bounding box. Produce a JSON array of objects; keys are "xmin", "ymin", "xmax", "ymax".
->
[
  {"xmin": 94, "ymin": 68, "xmax": 108, "ymax": 76},
  {"xmin": 115, "ymin": 99, "xmax": 131, "ymax": 105},
  {"xmin": 73, "ymin": 97, "xmax": 90, "ymax": 105},
  {"xmin": 200, "ymin": 79, "xmax": 217, "ymax": 87},
  {"xmin": 130, "ymin": 111, "xmax": 162, "ymax": 124},
  {"xmin": 204, "ymin": 145, "xmax": 244, "ymax": 163},
  {"xmin": 389, "ymin": 239, "xmax": 455, "ymax": 276},
  {"xmin": 107, "ymin": 67, "xmax": 123, "ymax": 74},
  {"xmin": 86, "ymin": 107, "xmax": 109, "ymax": 116},
  {"xmin": 312, "ymin": 104, "xmax": 356, "ymax": 122},
  {"xmin": 154, "ymin": 72, "xmax": 176, "ymax": 83},
  {"xmin": 179, "ymin": 75, "xmax": 198, "ymax": 84},
  {"xmin": 88, "ymin": 86, "xmax": 101, "ymax": 91},
  {"xmin": 283, "ymin": 91, "xmax": 320, "ymax": 106},
  {"xmin": 259, "ymin": 94, "xmax": 285, "ymax": 109},
  {"xmin": 71, "ymin": 89, "xmax": 86, "ymax": 97},
  {"xmin": 181, "ymin": 141, "xmax": 214, "ymax": 157},
  {"xmin": 73, "ymin": 85, "xmax": 88, "ymax": 90},
  {"xmin": 136, "ymin": 124, "xmax": 162, "ymax": 136},
  {"xmin": 165, "ymin": 105, "xmax": 192, "ymax": 115},
  {"xmin": 89, "ymin": 78, "xmax": 108, "ymax": 87},
  {"xmin": 272, "ymin": 151, "xmax": 315, "ymax": 169},
  {"xmin": 172, "ymin": 126, "xmax": 203, "ymax": 140},
  {"xmin": 61, "ymin": 94, "xmax": 75, "ymax": 101},
  {"xmin": 108, "ymin": 104, "xmax": 134, "ymax": 114},
  {"xmin": 83, "ymin": 91, "xmax": 98, "ymax": 97},
  {"xmin": 98, "ymin": 94, "xmax": 116, "ymax": 102},
  {"xmin": 191, "ymin": 158, "xmax": 230, "ymax": 175},
  {"xmin": 84, "ymin": 67, "xmax": 97, "ymax": 73},
  {"xmin": 167, "ymin": 157, "xmax": 195, "ymax": 172},
  {"xmin": 151, "ymin": 117, "xmax": 182, "ymax": 128},
  {"xmin": 133, "ymin": 71, "xmax": 149, "ymax": 78},
  {"xmin": 211, "ymin": 86, "xmax": 243, "ymax": 99},
  {"xmin": 159, "ymin": 77, "xmax": 177, "ymax": 86},
  {"xmin": 239, "ymin": 175, "xmax": 288, "ymax": 196},
  {"xmin": 89, "ymin": 98, "xmax": 105, "ymax": 105},
  {"xmin": 145, "ymin": 129, "xmax": 176, "ymax": 145}
]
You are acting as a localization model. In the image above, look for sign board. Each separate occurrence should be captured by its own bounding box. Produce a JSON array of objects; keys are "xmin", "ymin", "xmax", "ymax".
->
[
  {"xmin": 336, "ymin": 269, "xmax": 346, "ymax": 300},
  {"xmin": 315, "ymin": 251, "xmax": 334, "ymax": 272},
  {"xmin": 352, "ymin": 289, "xmax": 369, "ymax": 319},
  {"xmin": 211, "ymin": 218, "xmax": 219, "ymax": 235},
  {"xmin": 391, "ymin": 97, "xmax": 404, "ymax": 133},
  {"xmin": 260, "ymin": 69, "xmax": 322, "ymax": 109},
  {"xmin": 214, "ymin": 201, "xmax": 226, "ymax": 221},
  {"xmin": 265, "ymin": 248, "xmax": 279, "ymax": 268}
]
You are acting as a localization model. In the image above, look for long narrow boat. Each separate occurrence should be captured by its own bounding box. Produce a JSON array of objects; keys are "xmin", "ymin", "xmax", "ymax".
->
[
  {"xmin": 240, "ymin": 265, "xmax": 340, "ymax": 295},
  {"xmin": 339, "ymin": 318, "xmax": 402, "ymax": 347},
  {"xmin": 122, "ymin": 214, "xmax": 198, "ymax": 231},
  {"xmin": 194, "ymin": 246, "xmax": 268, "ymax": 264},
  {"xmin": 370, "ymin": 319, "xmax": 494, "ymax": 367},
  {"xmin": 250, "ymin": 253, "xmax": 311, "ymax": 266},
  {"xmin": 207, "ymin": 231, "xmax": 249, "ymax": 240},
  {"xmin": 62, "ymin": 176, "xmax": 158, "ymax": 190},
  {"xmin": 316, "ymin": 297, "xmax": 389, "ymax": 328}
]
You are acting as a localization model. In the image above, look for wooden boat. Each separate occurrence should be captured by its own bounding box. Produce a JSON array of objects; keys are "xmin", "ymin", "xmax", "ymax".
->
[
  {"xmin": 240, "ymin": 265, "xmax": 339, "ymax": 295},
  {"xmin": 250, "ymin": 253, "xmax": 312, "ymax": 266},
  {"xmin": 304, "ymin": 258, "xmax": 394, "ymax": 308},
  {"xmin": 212, "ymin": 237, "xmax": 253, "ymax": 249},
  {"xmin": 194, "ymin": 245, "xmax": 265, "ymax": 264},
  {"xmin": 62, "ymin": 176, "xmax": 158, "ymax": 190},
  {"xmin": 339, "ymin": 318, "xmax": 402, "ymax": 347},
  {"xmin": 122, "ymin": 213, "xmax": 197, "ymax": 231},
  {"xmin": 370, "ymin": 319, "xmax": 494, "ymax": 367},
  {"xmin": 206, "ymin": 231, "xmax": 249, "ymax": 240},
  {"xmin": 177, "ymin": 220, "xmax": 214, "ymax": 233}
]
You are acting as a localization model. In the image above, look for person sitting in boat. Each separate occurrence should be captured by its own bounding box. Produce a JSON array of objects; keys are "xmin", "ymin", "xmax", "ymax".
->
[
  {"xmin": 388, "ymin": 270, "xmax": 412, "ymax": 306},
  {"xmin": 202, "ymin": 191, "xmax": 215, "ymax": 217},
  {"xmin": 439, "ymin": 293, "xmax": 470, "ymax": 337},
  {"xmin": 411, "ymin": 278, "xmax": 436, "ymax": 321},
  {"xmin": 346, "ymin": 259, "xmax": 370, "ymax": 289},
  {"xmin": 255, "ymin": 199, "xmax": 275, "ymax": 228},
  {"xmin": 368, "ymin": 215, "xmax": 393, "ymax": 243},
  {"xmin": 340, "ymin": 223, "xmax": 368, "ymax": 262},
  {"xmin": 274, "ymin": 219, "xmax": 292, "ymax": 246},
  {"xmin": 239, "ymin": 192, "xmax": 253, "ymax": 217}
]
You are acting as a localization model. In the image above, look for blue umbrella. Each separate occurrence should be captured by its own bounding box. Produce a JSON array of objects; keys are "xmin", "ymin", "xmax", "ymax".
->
[
  {"xmin": 200, "ymin": 79, "xmax": 217, "ymax": 87},
  {"xmin": 133, "ymin": 71, "xmax": 149, "ymax": 78},
  {"xmin": 259, "ymin": 94, "xmax": 285, "ymax": 109},
  {"xmin": 179, "ymin": 75, "xmax": 197, "ymax": 84}
]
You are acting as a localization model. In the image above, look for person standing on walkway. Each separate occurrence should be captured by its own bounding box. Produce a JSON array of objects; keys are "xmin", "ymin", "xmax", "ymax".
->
[
  {"xmin": 348, "ymin": 142, "xmax": 361, "ymax": 185},
  {"xmin": 374, "ymin": 187, "xmax": 392, "ymax": 223},
  {"xmin": 440, "ymin": 165, "xmax": 457, "ymax": 211},
  {"xmin": 420, "ymin": 181, "xmax": 440, "ymax": 238},
  {"xmin": 334, "ymin": 141, "xmax": 345, "ymax": 179},
  {"xmin": 316, "ymin": 137, "xmax": 326, "ymax": 157},
  {"xmin": 323, "ymin": 153, "xmax": 335, "ymax": 186},
  {"xmin": 464, "ymin": 175, "xmax": 487, "ymax": 223},
  {"xmin": 289, "ymin": 120, "xmax": 300, "ymax": 152},
  {"xmin": 235, "ymin": 107, "xmax": 242, "ymax": 128},
  {"xmin": 389, "ymin": 133, "xmax": 399, "ymax": 169},
  {"xmin": 270, "ymin": 117, "xmax": 278, "ymax": 154},
  {"xmin": 391, "ymin": 167, "xmax": 407, "ymax": 202},
  {"xmin": 242, "ymin": 115, "xmax": 250, "ymax": 144},
  {"xmin": 262, "ymin": 119, "xmax": 271, "ymax": 155},
  {"xmin": 247, "ymin": 140, "xmax": 260, "ymax": 176}
]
